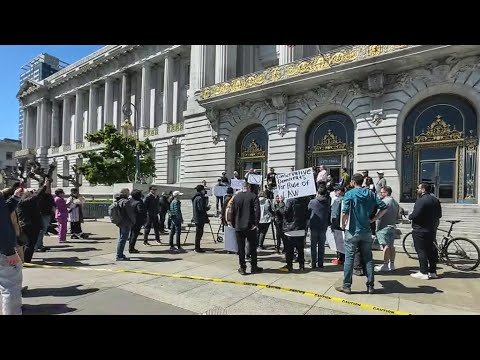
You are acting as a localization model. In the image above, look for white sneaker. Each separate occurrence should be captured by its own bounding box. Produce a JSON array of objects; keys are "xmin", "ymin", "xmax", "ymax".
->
[
  {"xmin": 410, "ymin": 271, "xmax": 429, "ymax": 280},
  {"xmin": 389, "ymin": 263, "xmax": 396, "ymax": 271},
  {"xmin": 428, "ymin": 272, "xmax": 438, "ymax": 279},
  {"xmin": 375, "ymin": 264, "xmax": 390, "ymax": 272}
]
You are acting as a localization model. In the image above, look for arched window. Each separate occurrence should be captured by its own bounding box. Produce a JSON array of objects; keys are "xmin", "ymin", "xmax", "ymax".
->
[
  {"xmin": 402, "ymin": 95, "xmax": 478, "ymax": 203},
  {"xmin": 235, "ymin": 125, "xmax": 268, "ymax": 180},
  {"xmin": 306, "ymin": 112, "xmax": 355, "ymax": 181}
]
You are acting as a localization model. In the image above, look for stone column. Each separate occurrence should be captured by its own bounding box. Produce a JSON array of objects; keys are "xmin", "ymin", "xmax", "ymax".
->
[
  {"xmin": 75, "ymin": 90, "xmax": 84, "ymax": 143},
  {"xmin": 62, "ymin": 96, "xmax": 72, "ymax": 145},
  {"xmin": 35, "ymin": 103, "xmax": 41, "ymax": 148},
  {"xmin": 104, "ymin": 78, "xmax": 114, "ymax": 125},
  {"xmin": 51, "ymin": 100, "xmax": 60, "ymax": 147},
  {"xmin": 88, "ymin": 84, "xmax": 98, "ymax": 134},
  {"xmin": 41, "ymin": 100, "xmax": 51, "ymax": 148},
  {"xmin": 278, "ymin": 45, "xmax": 295, "ymax": 65},
  {"xmin": 163, "ymin": 55, "xmax": 174, "ymax": 123},
  {"xmin": 215, "ymin": 45, "xmax": 228, "ymax": 83},
  {"xmin": 215, "ymin": 45, "xmax": 237, "ymax": 83},
  {"xmin": 140, "ymin": 62, "xmax": 151, "ymax": 129},
  {"xmin": 22, "ymin": 108, "xmax": 28, "ymax": 149},
  {"xmin": 196, "ymin": 45, "xmax": 208, "ymax": 89},
  {"xmin": 121, "ymin": 72, "xmax": 129, "ymax": 122}
]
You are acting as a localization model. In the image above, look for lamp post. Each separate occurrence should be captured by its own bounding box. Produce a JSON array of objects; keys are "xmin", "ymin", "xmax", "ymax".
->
[{"xmin": 121, "ymin": 103, "xmax": 140, "ymax": 184}]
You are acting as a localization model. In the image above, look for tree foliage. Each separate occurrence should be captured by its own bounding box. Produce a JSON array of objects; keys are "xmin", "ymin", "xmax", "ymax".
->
[{"xmin": 79, "ymin": 124, "xmax": 156, "ymax": 186}]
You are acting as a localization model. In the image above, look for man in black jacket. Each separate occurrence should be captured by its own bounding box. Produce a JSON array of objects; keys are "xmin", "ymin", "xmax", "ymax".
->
[
  {"xmin": 409, "ymin": 182, "xmax": 442, "ymax": 280},
  {"xmin": 0, "ymin": 191, "xmax": 23, "ymax": 315},
  {"xmin": 143, "ymin": 185, "xmax": 161, "ymax": 246},
  {"xmin": 231, "ymin": 182, "xmax": 263, "ymax": 275},
  {"xmin": 192, "ymin": 185, "xmax": 208, "ymax": 253},
  {"xmin": 158, "ymin": 192, "xmax": 169, "ymax": 234},
  {"xmin": 129, "ymin": 189, "xmax": 147, "ymax": 254}
]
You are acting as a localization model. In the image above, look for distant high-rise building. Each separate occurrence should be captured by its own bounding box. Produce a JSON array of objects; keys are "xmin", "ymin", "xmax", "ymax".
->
[{"xmin": 18, "ymin": 54, "xmax": 68, "ymax": 142}]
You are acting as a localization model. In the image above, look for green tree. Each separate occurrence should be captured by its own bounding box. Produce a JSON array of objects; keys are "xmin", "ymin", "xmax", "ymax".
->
[{"xmin": 80, "ymin": 124, "xmax": 155, "ymax": 186}]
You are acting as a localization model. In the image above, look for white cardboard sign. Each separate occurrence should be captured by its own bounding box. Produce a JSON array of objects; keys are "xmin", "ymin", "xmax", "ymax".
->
[
  {"xmin": 247, "ymin": 174, "xmax": 262, "ymax": 185},
  {"xmin": 230, "ymin": 179, "xmax": 245, "ymax": 190},
  {"xmin": 275, "ymin": 167, "xmax": 316, "ymax": 200}
]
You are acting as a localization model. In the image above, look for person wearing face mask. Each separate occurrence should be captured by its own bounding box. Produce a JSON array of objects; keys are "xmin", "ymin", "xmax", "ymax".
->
[{"xmin": 257, "ymin": 191, "xmax": 273, "ymax": 250}]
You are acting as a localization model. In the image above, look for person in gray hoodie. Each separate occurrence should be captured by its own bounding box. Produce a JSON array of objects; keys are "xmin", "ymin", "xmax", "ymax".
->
[
  {"xmin": 307, "ymin": 185, "xmax": 331, "ymax": 269},
  {"xmin": 114, "ymin": 188, "xmax": 136, "ymax": 261}
]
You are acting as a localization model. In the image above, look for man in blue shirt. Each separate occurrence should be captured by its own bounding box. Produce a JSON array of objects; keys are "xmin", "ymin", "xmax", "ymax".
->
[{"xmin": 337, "ymin": 173, "xmax": 387, "ymax": 294}]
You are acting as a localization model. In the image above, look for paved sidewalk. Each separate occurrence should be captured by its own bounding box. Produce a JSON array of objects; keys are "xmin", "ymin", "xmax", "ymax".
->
[{"xmin": 13, "ymin": 221, "xmax": 480, "ymax": 315}]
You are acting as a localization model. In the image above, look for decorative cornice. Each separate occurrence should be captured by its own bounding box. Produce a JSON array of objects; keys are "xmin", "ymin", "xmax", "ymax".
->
[
  {"xmin": 385, "ymin": 55, "xmax": 480, "ymax": 90},
  {"xmin": 198, "ymin": 45, "xmax": 411, "ymax": 100}
]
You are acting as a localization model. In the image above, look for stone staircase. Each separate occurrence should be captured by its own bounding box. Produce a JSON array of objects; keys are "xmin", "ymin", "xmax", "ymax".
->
[{"xmin": 396, "ymin": 203, "xmax": 480, "ymax": 246}]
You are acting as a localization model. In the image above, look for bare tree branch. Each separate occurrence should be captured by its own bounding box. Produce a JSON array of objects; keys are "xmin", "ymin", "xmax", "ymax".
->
[{"xmin": 57, "ymin": 164, "xmax": 82, "ymax": 189}]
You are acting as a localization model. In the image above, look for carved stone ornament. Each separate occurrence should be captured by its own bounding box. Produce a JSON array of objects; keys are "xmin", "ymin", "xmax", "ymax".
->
[
  {"xmin": 293, "ymin": 81, "xmax": 360, "ymax": 111},
  {"xmin": 312, "ymin": 129, "xmax": 347, "ymax": 152},
  {"xmin": 205, "ymin": 108, "xmax": 220, "ymax": 144},
  {"xmin": 277, "ymin": 124, "xmax": 286, "ymax": 137},
  {"xmin": 415, "ymin": 115, "xmax": 463, "ymax": 143},
  {"xmin": 385, "ymin": 55, "xmax": 480, "ymax": 90},
  {"xmin": 241, "ymin": 139, "xmax": 266, "ymax": 158},
  {"xmin": 271, "ymin": 93, "xmax": 288, "ymax": 110}
]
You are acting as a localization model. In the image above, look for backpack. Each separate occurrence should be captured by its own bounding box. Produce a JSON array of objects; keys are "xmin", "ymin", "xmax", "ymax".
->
[{"xmin": 108, "ymin": 200, "xmax": 124, "ymax": 225}]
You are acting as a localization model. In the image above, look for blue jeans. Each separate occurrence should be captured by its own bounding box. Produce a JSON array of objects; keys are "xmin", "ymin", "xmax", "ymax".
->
[
  {"xmin": 169, "ymin": 216, "xmax": 182, "ymax": 247},
  {"xmin": 310, "ymin": 228, "xmax": 327, "ymax": 266},
  {"xmin": 343, "ymin": 231, "xmax": 374, "ymax": 288},
  {"xmin": 36, "ymin": 214, "xmax": 51, "ymax": 250},
  {"xmin": 0, "ymin": 254, "xmax": 23, "ymax": 315},
  {"xmin": 116, "ymin": 226, "xmax": 131, "ymax": 259}
]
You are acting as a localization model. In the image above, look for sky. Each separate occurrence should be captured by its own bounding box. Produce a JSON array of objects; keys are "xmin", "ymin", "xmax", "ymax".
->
[{"xmin": 0, "ymin": 45, "xmax": 104, "ymax": 140}]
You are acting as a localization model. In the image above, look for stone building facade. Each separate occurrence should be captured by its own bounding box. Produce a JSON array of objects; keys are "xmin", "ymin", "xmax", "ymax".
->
[{"xmin": 17, "ymin": 45, "xmax": 480, "ymax": 205}]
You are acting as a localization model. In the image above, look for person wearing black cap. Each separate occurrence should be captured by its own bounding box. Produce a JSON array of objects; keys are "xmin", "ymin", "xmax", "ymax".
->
[{"xmin": 192, "ymin": 184, "xmax": 208, "ymax": 253}]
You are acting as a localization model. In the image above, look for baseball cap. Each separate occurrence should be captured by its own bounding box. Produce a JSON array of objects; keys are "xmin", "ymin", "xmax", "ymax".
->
[
  {"xmin": 173, "ymin": 191, "xmax": 183, "ymax": 196},
  {"xmin": 377, "ymin": 170, "xmax": 384, "ymax": 175}
]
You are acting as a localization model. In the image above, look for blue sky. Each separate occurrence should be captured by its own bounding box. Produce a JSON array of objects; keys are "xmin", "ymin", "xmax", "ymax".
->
[{"xmin": 0, "ymin": 45, "xmax": 104, "ymax": 140}]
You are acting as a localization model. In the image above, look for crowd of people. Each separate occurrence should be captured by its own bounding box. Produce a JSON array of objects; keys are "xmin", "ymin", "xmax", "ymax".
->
[{"xmin": 0, "ymin": 165, "xmax": 442, "ymax": 315}]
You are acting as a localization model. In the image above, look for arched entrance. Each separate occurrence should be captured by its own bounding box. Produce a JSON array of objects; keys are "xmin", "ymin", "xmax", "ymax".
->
[
  {"xmin": 401, "ymin": 95, "xmax": 478, "ymax": 203},
  {"xmin": 305, "ymin": 112, "xmax": 355, "ymax": 182},
  {"xmin": 235, "ymin": 124, "xmax": 268, "ymax": 180}
]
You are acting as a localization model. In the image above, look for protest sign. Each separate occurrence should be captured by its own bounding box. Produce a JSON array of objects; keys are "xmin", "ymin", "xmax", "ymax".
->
[
  {"xmin": 213, "ymin": 185, "xmax": 228, "ymax": 197},
  {"xmin": 247, "ymin": 174, "xmax": 262, "ymax": 185},
  {"xmin": 275, "ymin": 167, "xmax": 316, "ymax": 200},
  {"xmin": 230, "ymin": 179, "xmax": 245, "ymax": 190}
]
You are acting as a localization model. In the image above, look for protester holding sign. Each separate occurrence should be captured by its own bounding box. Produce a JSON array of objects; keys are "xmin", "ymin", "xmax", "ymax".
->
[{"xmin": 275, "ymin": 168, "xmax": 317, "ymax": 200}]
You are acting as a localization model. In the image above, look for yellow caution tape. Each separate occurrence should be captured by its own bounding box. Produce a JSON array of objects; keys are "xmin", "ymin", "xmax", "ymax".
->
[{"xmin": 24, "ymin": 263, "xmax": 412, "ymax": 315}]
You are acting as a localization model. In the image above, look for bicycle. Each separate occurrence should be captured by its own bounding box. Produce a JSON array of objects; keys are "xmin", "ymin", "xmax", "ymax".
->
[{"xmin": 402, "ymin": 220, "xmax": 480, "ymax": 271}]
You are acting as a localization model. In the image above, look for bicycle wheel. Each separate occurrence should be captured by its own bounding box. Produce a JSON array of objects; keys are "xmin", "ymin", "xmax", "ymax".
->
[
  {"xmin": 445, "ymin": 237, "xmax": 480, "ymax": 271},
  {"xmin": 402, "ymin": 231, "xmax": 417, "ymax": 259}
]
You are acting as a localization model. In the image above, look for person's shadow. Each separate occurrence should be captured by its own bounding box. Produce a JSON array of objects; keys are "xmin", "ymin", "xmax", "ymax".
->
[
  {"xmin": 22, "ymin": 304, "xmax": 77, "ymax": 315},
  {"xmin": 377, "ymin": 280, "xmax": 443, "ymax": 294},
  {"xmin": 22, "ymin": 284, "xmax": 99, "ymax": 298}
]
